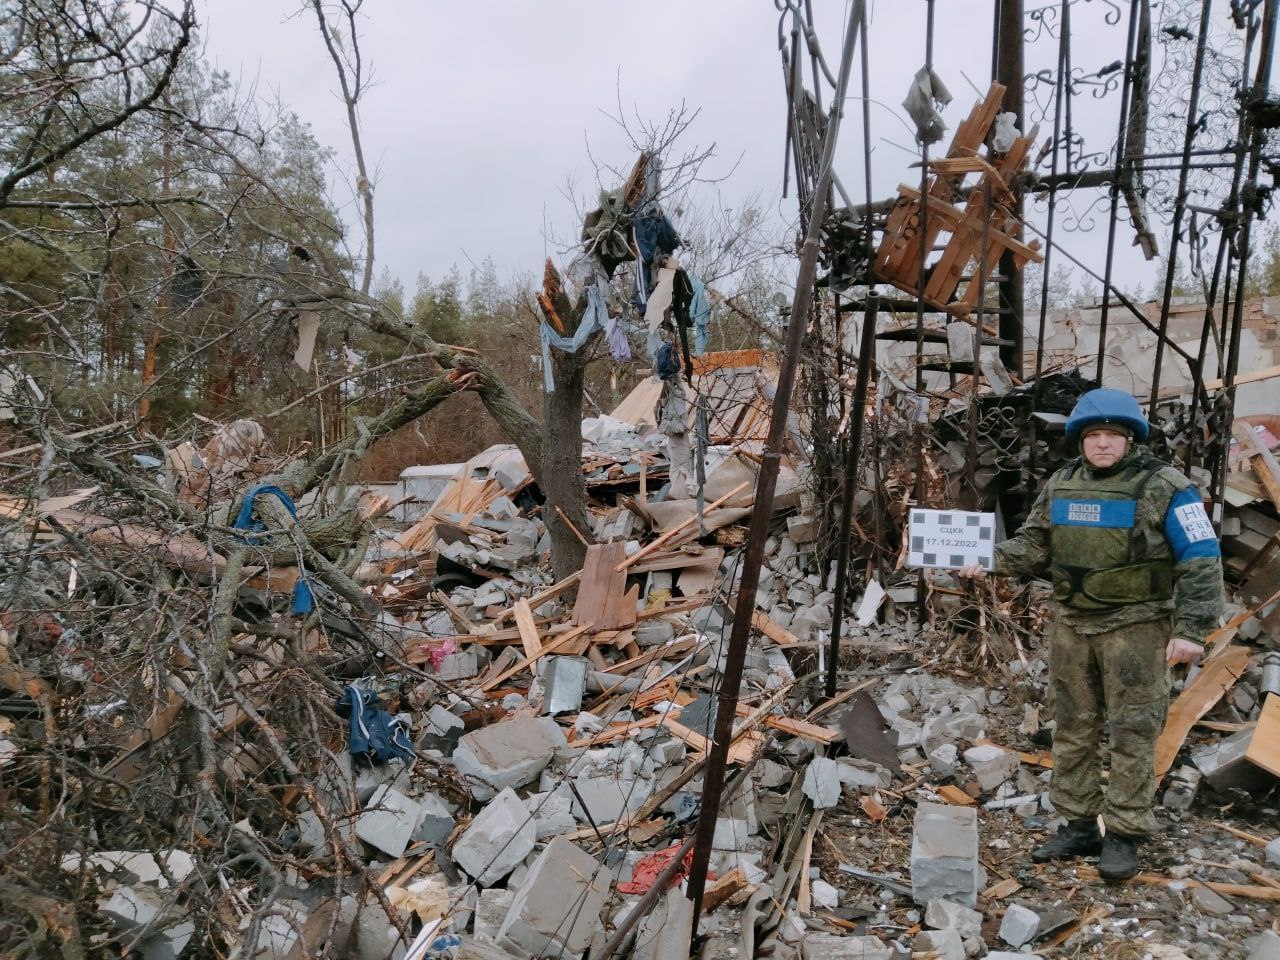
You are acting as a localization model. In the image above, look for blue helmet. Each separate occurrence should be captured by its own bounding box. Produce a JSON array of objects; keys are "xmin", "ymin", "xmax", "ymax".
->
[{"xmin": 1064, "ymin": 388, "xmax": 1149, "ymax": 442}]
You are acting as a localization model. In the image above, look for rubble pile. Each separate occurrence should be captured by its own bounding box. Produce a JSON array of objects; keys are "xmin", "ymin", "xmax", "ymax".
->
[{"xmin": 2, "ymin": 345, "xmax": 1279, "ymax": 959}]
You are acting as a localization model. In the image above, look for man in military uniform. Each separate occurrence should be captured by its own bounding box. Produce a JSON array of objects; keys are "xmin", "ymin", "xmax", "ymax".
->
[{"xmin": 959, "ymin": 388, "xmax": 1224, "ymax": 880}]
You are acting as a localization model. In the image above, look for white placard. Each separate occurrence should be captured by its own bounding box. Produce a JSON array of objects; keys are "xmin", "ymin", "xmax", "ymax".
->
[{"xmin": 908, "ymin": 509, "xmax": 995, "ymax": 571}]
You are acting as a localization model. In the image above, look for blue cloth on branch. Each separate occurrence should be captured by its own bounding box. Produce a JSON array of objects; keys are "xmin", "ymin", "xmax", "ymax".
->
[
  {"xmin": 540, "ymin": 278, "xmax": 609, "ymax": 393},
  {"xmin": 690, "ymin": 276, "xmax": 711, "ymax": 355},
  {"xmin": 231, "ymin": 485, "xmax": 315, "ymax": 614}
]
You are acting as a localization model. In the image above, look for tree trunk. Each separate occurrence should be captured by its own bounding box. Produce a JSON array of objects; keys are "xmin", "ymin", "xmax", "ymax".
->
[{"xmin": 543, "ymin": 339, "xmax": 594, "ymax": 580}]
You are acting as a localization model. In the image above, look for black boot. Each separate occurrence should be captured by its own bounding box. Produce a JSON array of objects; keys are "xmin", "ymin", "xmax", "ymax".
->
[
  {"xmin": 1097, "ymin": 832, "xmax": 1140, "ymax": 881},
  {"xmin": 1031, "ymin": 818, "xmax": 1103, "ymax": 863}
]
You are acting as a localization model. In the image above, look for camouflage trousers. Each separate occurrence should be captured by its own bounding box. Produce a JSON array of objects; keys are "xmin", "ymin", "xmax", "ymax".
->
[{"xmin": 1048, "ymin": 617, "xmax": 1170, "ymax": 837}]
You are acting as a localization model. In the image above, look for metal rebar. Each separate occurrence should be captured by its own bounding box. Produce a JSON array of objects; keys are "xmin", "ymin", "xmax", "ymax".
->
[
  {"xmin": 1095, "ymin": 0, "xmax": 1142, "ymax": 386},
  {"xmin": 824, "ymin": 294, "xmax": 878, "ymax": 698},
  {"xmin": 1147, "ymin": 0, "xmax": 1215, "ymax": 409},
  {"xmin": 685, "ymin": 1, "xmax": 864, "ymax": 933},
  {"xmin": 995, "ymin": 0, "xmax": 1025, "ymax": 377}
]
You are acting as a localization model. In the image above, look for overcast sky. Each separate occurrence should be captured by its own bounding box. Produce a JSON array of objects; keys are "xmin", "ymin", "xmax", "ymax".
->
[{"xmin": 196, "ymin": 1, "xmax": 1180, "ymax": 300}]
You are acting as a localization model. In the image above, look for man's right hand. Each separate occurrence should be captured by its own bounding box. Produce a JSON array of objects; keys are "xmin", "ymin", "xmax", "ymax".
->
[{"xmin": 955, "ymin": 563, "xmax": 988, "ymax": 581}]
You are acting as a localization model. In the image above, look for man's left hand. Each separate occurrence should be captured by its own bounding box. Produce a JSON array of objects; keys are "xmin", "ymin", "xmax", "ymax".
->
[{"xmin": 1166, "ymin": 638, "xmax": 1203, "ymax": 665}]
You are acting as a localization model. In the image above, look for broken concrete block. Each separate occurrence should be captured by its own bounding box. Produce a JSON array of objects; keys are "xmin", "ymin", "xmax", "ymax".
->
[
  {"xmin": 999, "ymin": 903, "xmax": 1041, "ymax": 947},
  {"xmin": 634, "ymin": 620, "xmax": 676, "ymax": 647},
  {"xmin": 1162, "ymin": 765, "xmax": 1201, "ymax": 811},
  {"xmin": 64, "ymin": 850, "xmax": 198, "ymax": 889},
  {"xmin": 498, "ymin": 836, "xmax": 614, "ymax": 957},
  {"xmin": 835, "ymin": 758, "xmax": 891, "ymax": 793},
  {"xmin": 139, "ymin": 919, "xmax": 196, "ymax": 960},
  {"xmin": 632, "ymin": 887, "xmax": 695, "ymax": 960},
  {"xmin": 540, "ymin": 656, "xmax": 589, "ymax": 715},
  {"xmin": 453, "ymin": 788, "xmax": 536, "ymax": 887},
  {"xmin": 985, "ymin": 954, "xmax": 1044, "ymax": 960},
  {"xmin": 1266, "ymin": 836, "xmax": 1280, "ymax": 867},
  {"xmin": 811, "ymin": 879, "xmax": 839, "ymax": 909},
  {"xmin": 527, "ymin": 791, "xmax": 576, "ymax": 839},
  {"xmin": 436, "ymin": 650, "xmax": 481, "ymax": 681},
  {"xmin": 411, "ymin": 791, "xmax": 456, "ymax": 847},
  {"xmin": 803, "ymin": 757, "xmax": 841, "ymax": 809},
  {"xmin": 473, "ymin": 887, "xmax": 515, "ymax": 941},
  {"xmin": 911, "ymin": 802, "xmax": 980, "ymax": 907},
  {"xmin": 914, "ymin": 928, "xmax": 965, "ymax": 960},
  {"xmin": 453, "ymin": 717, "xmax": 556, "ymax": 800},
  {"xmin": 787, "ymin": 514, "xmax": 818, "ymax": 543},
  {"xmin": 356, "ymin": 785, "xmax": 422, "ymax": 859},
  {"xmin": 927, "ymin": 742, "xmax": 959, "ymax": 777},
  {"xmin": 1191, "ymin": 727, "xmax": 1273, "ymax": 791},
  {"xmin": 99, "ymin": 884, "xmax": 165, "ymax": 930},
  {"xmin": 924, "ymin": 897, "xmax": 982, "ymax": 941},
  {"xmin": 712, "ymin": 818, "xmax": 754, "ymax": 851},
  {"xmin": 801, "ymin": 933, "xmax": 894, "ymax": 959},
  {"xmin": 571, "ymin": 771, "xmax": 653, "ymax": 823},
  {"xmin": 1247, "ymin": 930, "xmax": 1280, "ymax": 960},
  {"xmin": 963, "ymin": 744, "xmax": 1020, "ymax": 792}
]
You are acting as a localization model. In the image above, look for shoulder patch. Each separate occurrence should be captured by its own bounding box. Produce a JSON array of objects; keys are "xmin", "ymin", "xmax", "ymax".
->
[
  {"xmin": 1173, "ymin": 501, "xmax": 1215, "ymax": 543},
  {"xmin": 1164, "ymin": 486, "xmax": 1220, "ymax": 560}
]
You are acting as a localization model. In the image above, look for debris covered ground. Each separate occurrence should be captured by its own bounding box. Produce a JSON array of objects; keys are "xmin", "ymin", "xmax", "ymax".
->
[{"xmin": 2, "ymin": 343, "xmax": 1278, "ymax": 960}]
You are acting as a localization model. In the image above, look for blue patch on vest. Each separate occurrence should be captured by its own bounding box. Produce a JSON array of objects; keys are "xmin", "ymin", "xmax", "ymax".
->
[{"xmin": 1050, "ymin": 498, "xmax": 1137, "ymax": 528}]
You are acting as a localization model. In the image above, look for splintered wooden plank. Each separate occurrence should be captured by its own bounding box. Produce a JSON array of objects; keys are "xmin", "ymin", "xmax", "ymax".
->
[
  {"xmin": 1154, "ymin": 645, "xmax": 1253, "ymax": 779},
  {"xmin": 751, "ymin": 609, "xmax": 800, "ymax": 647},
  {"xmin": 875, "ymin": 84, "xmax": 1006, "ymax": 285},
  {"xmin": 660, "ymin": 714, "xmax": 760, "ymax": 765},
  {"xmin": 1233, "ymin": 421, "xmax": 1280, "ymax": 512},
  {"xmin": 937, "ymin": 784, "xmax": 977, "ymax": 806},
  {"xmin": 572, "ymin": 542, "xmax": 638, "ymax": 630},
  {"xmin": 477, "ymin": 624, "xmax": 592, "ymax": 693},
  {"xmin": 512, "ymin": 599, "xmax": 542, "ymax": 660},
  {"xmin": 733, "ymin": 703, "xmax": 836, "ymax": 743},
  {"xmin": 1245, "ymin": 695, "xmax": 1280, "ymax": 778}
]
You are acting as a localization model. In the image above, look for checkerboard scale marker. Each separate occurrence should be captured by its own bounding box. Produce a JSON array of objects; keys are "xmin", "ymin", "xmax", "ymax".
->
[{"xmin": 907, "ymin": 509, "xmax": 996, "ymax": 571}]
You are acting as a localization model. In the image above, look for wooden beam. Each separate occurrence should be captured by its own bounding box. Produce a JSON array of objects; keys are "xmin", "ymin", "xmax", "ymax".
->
[
  {"xmin": 1204, "ymin": 365, "xmax": 1280, "ymax": 392},
  {"xmin": 1154, "ymin": 645, "xmax": 1253, "ymax": 779},
  {"xmin": 475, "ymin": 624, "xmax": 592, "ymax": 693},
  {"xmin": 512, "ymin": 599, "xmax": 542, "ymax": 660},
  {"xmin": 617, "ymin": 481, "xmax": 751, "ymax": 572},
  {"xmin": 1232, "ymin": 421, "xmax": 1280, "ymax": 511}
]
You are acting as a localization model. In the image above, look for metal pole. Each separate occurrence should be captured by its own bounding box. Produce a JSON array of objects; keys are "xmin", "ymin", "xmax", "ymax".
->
[
  {"xmin": 824, "ymin": 295, "xmax": 878, "ymax": 698},
  {"xmin": 1096, "ymin": 0, "xmax": 1142, "ymax": 386},
  {"xmin": 1147, "ymin": 0, "xmax": 1214, "ymax": 409},
  {"xmin": 1224, "ymin": 0, "xmax": 1279, "ymax": 404},
  {"xmin": 686, "ymin": 2, "xmax": 864, "ymax": 929},
  {"xmin": 995, "ymin": 0, "xmax": 1025, "ymax": 377},
  {"xmin": 823, "ymin": 0, "xmax": 878, "ymax": 701}
]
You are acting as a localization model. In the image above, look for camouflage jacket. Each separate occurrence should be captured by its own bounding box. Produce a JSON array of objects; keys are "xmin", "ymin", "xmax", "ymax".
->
[{"xmin": 994, "ymin": 445, "xmax": 1225, "ymax": 643}]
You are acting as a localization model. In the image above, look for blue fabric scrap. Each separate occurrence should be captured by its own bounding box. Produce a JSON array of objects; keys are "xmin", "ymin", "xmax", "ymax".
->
[
  {"xmin": 690, "ymin": 276, "xmax": 712, "ymax": 355},
  {"xmin": 339, "ymin": 684, "xmax": 414, "ymax": 766},
  {"xmin": 540, "ymin": 279, "xmax": 610, "ymax": 393},
  {"xmin": 232, "ymin": 485, "xmax": 314, "ymax": 614}
]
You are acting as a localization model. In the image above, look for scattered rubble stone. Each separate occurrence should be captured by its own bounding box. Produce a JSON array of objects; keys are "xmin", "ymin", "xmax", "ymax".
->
[
  {"xmin": 802, "ymin": 933, "xmax": 896, "ymax": 959},
  {"xmin": 924, "ymin": 897, "xmax": 983, "ymax": 939},
  {"xmin": 999, "ymin": 903, "xmax": 1041, "ymax": 947},
  {"xmin": 356, "ymin": 785, "xmax": 422, "ymax": 859},
  {"xmin": 452, "ymin": 788, "xmax": 536, "ymax": 886},
  {"xmin": 453, "ymin": 716, "xmax": 557, "ymax": 800},
  {"xmin": 803, "ymin": 757, "xmax": 842, "ymax": 808},
  {"xmin": 914, "ymin": 927, "xmax": 966, "ymax": 960},
  {"xmin": 497, "ymin": 836, "xmax": 613, "ymax": 957},
  {"xmin": 963, "ymin": 743, "xmax": 1020, "ymax": 792}
]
